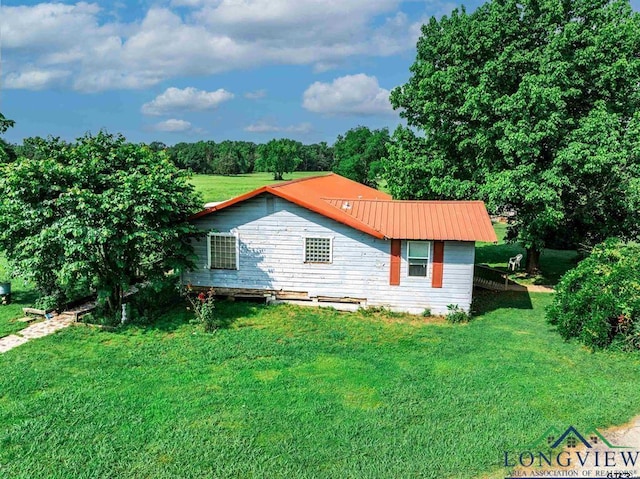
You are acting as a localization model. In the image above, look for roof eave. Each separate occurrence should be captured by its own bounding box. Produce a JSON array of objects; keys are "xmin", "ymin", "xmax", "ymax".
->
[{"xmin": 189, "ymin": 185, "xmax": 386, "ymax": 239}]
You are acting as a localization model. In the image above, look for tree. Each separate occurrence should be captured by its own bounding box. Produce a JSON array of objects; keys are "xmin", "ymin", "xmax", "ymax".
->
[
  {"xmin": 0, "ymin": 131, "xmax": 202, "ymax": 320},
  {"xmin": 255, "ymin": 138, "xmax": 302, "ymax": 180},
  {"xmin": 148, "ymin": 141, "xmax": 167, "ymax": 152},
  {"xmin": 386, "ymin": 0, "xmax": 640, "ymax": 272},
  {"xmin": 299, "ymin": 142, "xmax": 334, "ymax": 171},
  {"xmin": 0, "ymin": 113, "xmax": 17, "ymax": 163},
  {"xmin": 333, "ymin": 126, "xmax": 389, "ymax": 187}
]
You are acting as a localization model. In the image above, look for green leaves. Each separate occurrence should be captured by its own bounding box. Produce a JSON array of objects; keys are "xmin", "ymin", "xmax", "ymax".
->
[
  {"xmin": 332, "ymin": 126, "xmax": 389, "ymax": 187},
  {"xmin": 0, "ymin": 131, "xmax": 203, "ymax": 320},
  {"xmin": 547, "ymin": 239, "xmax": 640, "ymax": 350},
  {"xmin": 255, "ymin": 138, "xmax": 302, "ymax": 181},
  {"xmin": 0, "ymin": 113, "xmax": 17, "ymax": 163},
  {"xmin": 385, "ymin": 0, "xmax": 640, "ymax": 269}
]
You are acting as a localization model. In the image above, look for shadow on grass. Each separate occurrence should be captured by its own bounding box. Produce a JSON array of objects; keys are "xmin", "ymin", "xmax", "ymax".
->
[
  {"xmin": 6, "ymin": 287, "xmax": 39, "ymax": 308},
  {"xmin": 214, "ymin": 299, "xmax": 266, "ymax": 326},
  {"xmin": 123, "ymin": 298, "xmax": 267, "ymax": 334},
  {"xmin": 472, "ymin": 289, "xmax": 533, "ymax": 315}
]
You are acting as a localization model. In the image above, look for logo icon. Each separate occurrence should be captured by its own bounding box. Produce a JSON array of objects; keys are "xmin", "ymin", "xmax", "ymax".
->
[{"xmin": 503, "ymin": 425, "xmax": 639, "ymax": 478}]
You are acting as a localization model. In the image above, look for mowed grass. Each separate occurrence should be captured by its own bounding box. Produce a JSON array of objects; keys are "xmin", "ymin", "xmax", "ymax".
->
[
  {"xmin": 191, "ymin": 171, "xmax": 327, "ymax": 202},
  {"xmin": 475, "ymin": 223, "xmax": 579, "ymax": 285},
  {"xmin": 1, "ymin": 296, "xmax": 639, "ymax": 478}
]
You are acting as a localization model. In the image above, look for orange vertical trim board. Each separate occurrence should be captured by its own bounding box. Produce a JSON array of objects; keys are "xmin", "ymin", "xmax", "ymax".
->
[
  {"xmin": 432, "ymin": 241, "xmax": 444, "ymax": 288},
  {"xmin": 390, "ymin": 239, "xmax": 401, "ymax": 286}
]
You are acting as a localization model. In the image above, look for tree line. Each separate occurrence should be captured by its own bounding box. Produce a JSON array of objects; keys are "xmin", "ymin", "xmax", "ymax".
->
[{"xmin": 6, "ymin": 126, "xmax": 390, "ymax": 185}]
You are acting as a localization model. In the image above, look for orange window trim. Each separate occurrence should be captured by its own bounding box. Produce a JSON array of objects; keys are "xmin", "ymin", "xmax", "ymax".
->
[
  {"xmin": 390, "ymin": 239, "xmax": 401, "ymax": 286},
  {"xmin": 432, "ymin": 241, "xmax": 444, "ymax": 288}
]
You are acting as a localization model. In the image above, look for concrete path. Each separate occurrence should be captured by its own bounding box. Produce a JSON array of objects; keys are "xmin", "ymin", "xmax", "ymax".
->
[
  {"xmin": 0, "ymin": 313, "xmax": 75, "ymax": 354},
  {"xmin": 567, "ymin": 416, "xmax": 640, "ymax": 476},
  {"xmin": 507, "ymin": 283, "xmax": 555, "ymax": 293}
]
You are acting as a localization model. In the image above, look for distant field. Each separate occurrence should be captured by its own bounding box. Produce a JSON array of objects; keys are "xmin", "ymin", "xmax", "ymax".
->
[{"xmin": 190, "ymin": 172, "xmax": 328, "ymax": 203}]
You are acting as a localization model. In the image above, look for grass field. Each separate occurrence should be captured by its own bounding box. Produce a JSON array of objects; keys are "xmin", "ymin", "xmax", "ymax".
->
[
  {"xmin": 190, "ymin": 171, "xmax": 327, "ymax": 202},
  {"xmin": 1, "ymin": 295, "xmax": 639, "ymax": 478}
]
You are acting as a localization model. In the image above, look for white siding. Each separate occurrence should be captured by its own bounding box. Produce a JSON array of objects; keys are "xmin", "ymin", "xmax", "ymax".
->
[{"xmin": 183, "ymin": 194, "xmax": 476, "ymax": 315}]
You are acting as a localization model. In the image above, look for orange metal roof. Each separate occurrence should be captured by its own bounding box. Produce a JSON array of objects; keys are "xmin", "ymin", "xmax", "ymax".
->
[
  {"xmin": 324, "ymin": 199, "xmax": 497, "ymax": 242},
  {"xmin": 191, "ymin": 173, "xmax": 496, "ymax": 242}
]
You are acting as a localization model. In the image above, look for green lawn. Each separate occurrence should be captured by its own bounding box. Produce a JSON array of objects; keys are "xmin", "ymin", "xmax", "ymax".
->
[
  {"xmin": 475, "ymin": 222, "xmax": 579, "ymax": 285},
  {"xmin": 1, "ymin": 296, "xmax": 639, "ymax": 478},
  {"xmin": 190, "ymin": 171, "xmax": 327, "ymax": 202}
]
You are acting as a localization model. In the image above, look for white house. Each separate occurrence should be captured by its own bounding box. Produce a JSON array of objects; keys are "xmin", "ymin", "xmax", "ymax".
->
[{"xmin": 183, "ymin": 174, "xmax": 497, "ymax": 315}]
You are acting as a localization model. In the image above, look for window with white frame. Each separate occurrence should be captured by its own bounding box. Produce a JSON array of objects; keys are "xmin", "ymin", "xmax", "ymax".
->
[
  {"xmin": 304, "ymin": 237, "xmax": 332, "ymax": 263},
  {"xmin": 208, "ymin": 233, "xmax": 238, "ymax": 270},
  {"xmin": 407, "ymin": 241, "xmax": 431, "ymax": 277}
]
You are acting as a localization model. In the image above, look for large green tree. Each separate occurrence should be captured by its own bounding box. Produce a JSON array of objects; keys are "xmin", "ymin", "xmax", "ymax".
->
[
  {"xmin": 333, "ymin": 126, "xmax": 389, "ymax": 187},
  {"xmin": 256, "ymin": 138, "xmax": 302, "ymax": 180},
  {"xmin": 386, "ymin": 0, "xmax": 640, "ymax": 272},
  {"xmin": 0, "ymin": 132, "xmax": 202, "ymax": 319},
  {"xmin": 0, "ymin": 113, "xmax": 17, "ymax": 163}
]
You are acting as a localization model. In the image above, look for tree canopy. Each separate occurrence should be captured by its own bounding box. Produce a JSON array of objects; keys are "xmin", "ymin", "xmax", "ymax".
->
[
  {"xmin": 386, "ymin": 0, "xmax": 640, "ymax": 271},
  {"xmin": 0, "ymin": 132, "xmax": 202, "ymax": 319},
  {"xmin": 255, "ymin": 138, "xmax": 302, "ymax": 180},
  {"xmin": 0, "ymin": 113, "xmax": 17, "ymax": 163},
  {"xmin": 332, "ymin": 126, "xmax": 389, "ymax": 187}
]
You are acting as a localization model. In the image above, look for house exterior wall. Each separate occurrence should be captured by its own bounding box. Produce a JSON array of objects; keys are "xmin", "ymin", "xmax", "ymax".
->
[{"xmin": 183, "ymin": 193, "xmax": 476, "ymax": 315}]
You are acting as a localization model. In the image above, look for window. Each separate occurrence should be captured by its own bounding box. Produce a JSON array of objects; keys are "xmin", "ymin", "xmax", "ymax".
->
[
  {"xmin": 407, "ymin": 241, "xmax": 431, "ymax": 277},
  {"xmin": 304, "ymin": 237, "xmax": 332, "ymax": 263},
  {"xmin": 208, "ymin": 233, "xmax": 238, "ymax": 270}
]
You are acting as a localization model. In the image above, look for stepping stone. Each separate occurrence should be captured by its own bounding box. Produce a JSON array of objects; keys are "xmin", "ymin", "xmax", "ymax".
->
[
  {"xmin": 17, "ymin": 316, "xmax": 36, "ymax": 323},
  {"xmin": 0, "ymin": 335, "xmax": 29, "ymax": 353}
]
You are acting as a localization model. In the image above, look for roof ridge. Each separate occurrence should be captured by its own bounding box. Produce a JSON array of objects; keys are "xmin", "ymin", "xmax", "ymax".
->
[
  {"xmin": 269, "ymin": 172, "xmax": 333, "ymax": 189},
  {"xmin": 324, "ymin": 197, "xmax": 486, "ymax": 204}
]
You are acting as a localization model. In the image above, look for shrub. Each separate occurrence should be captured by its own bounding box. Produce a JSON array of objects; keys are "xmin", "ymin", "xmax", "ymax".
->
[
  {"xmin": 547, "ymin": 239, "xmax": 640, "ymax": 350},
  {"xmin": 446, "ymin": 304, "xmax": 471, "ymax": 323},
  {"xmin": 129, "ymin": 276, "xmax": 181, "ymax": 325}
]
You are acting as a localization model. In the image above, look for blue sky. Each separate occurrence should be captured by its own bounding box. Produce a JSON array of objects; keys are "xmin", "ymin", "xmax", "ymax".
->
[{"xmin": 1, "ymin": 0, "xmax": 639, "ymax": 146}]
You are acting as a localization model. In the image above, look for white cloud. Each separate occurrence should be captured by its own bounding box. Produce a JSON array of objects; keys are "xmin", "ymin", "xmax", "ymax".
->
[
  {"xmin": 244, "ymin": 121, "xmax": 313, "ymax": 134},
  {"xmin": 141, "ymin": 87, "xmax": 234, "ymax": 116},
  {"xmin": 3, "ymin": 69, "xmax": 70, "ymax": 90},
  {"xmin": 152, "ymin": 119, "xmax": 193, "ymax": 132},
  {"xmin": 0, "ymin": 1, "xmax": 450, "ymax": 92},
  {"xmin": 244, "ymin": 89, "xmax": 267, "ymax": 100},
  {"xmin": 302, "ymin": 74, "xmax": 394, "ymax": 116}
]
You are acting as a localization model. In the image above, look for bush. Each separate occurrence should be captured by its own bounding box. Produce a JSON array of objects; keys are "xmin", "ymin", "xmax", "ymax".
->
[
  {"xmin": 129, "ymin": 276, "xmax": 182, "ymax": 325},
  {"xmin": 446, "ymin": 304, "xmax": 471, "ymax": 323},
  {"xmin": 547, "ymin": 239, "xmax": 640, "ymax": 350}
]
